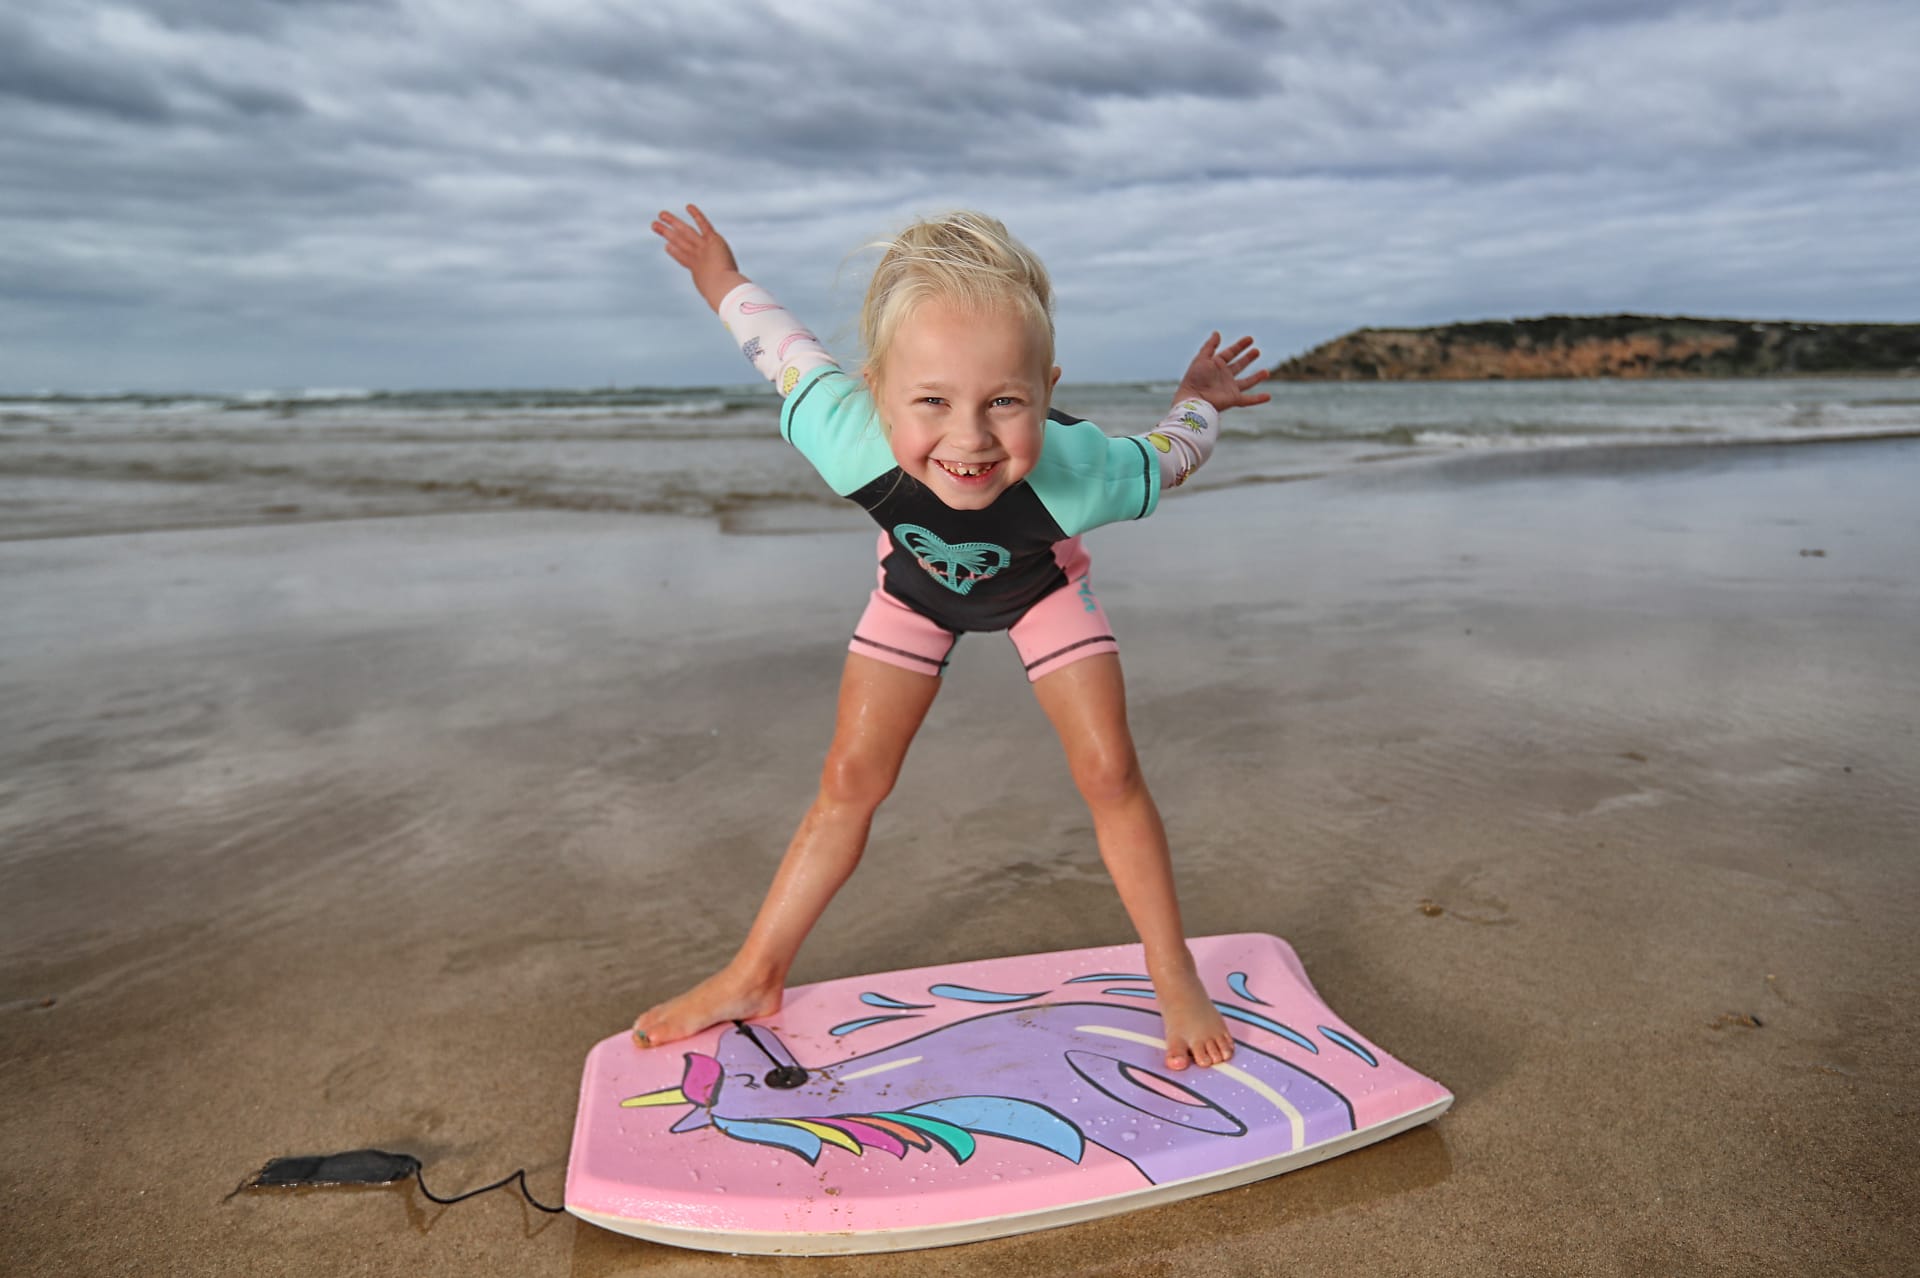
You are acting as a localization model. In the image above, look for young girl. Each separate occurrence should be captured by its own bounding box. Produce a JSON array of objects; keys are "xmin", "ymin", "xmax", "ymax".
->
[{"xmin": 635, "ymin": 204, "xmax": 1270, "ymax": 1071}]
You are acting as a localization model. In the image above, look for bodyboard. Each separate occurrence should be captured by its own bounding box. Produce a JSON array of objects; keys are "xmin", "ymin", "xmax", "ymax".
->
[{"xmin": 566, "ymin": 932, "xmax": 1450, "ymax": 1254}]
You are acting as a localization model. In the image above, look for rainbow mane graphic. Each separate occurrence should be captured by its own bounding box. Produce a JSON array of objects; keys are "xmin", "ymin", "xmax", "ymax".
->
[{"xmin": 566, "ymin": 934, "xmax": 1452, "ymax": 1254}]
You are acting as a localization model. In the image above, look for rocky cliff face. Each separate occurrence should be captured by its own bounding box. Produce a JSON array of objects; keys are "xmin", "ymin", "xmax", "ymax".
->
[{"xmin": 1271, "ymin": 315, "xmax": 1920, "ymax": 381}]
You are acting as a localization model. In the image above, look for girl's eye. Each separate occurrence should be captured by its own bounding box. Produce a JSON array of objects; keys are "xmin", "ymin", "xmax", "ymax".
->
[
  {"xmin": 919, "ymin": 397, "xmax": 945, "ymax": 407},
  {"xmin": 992, "ymin": 396, "xmax": 1020, "ymax": 408}
]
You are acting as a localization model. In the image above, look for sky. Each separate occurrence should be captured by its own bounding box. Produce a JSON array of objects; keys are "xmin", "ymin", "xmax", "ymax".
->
[{"xmin": 4, "ymin": 0, "xmax": 1917, "ymax": 392}]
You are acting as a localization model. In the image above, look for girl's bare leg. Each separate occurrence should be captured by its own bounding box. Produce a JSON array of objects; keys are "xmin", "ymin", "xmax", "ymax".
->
[
  {"xmin": 633, "ymin": 653, "xmax": 940, "ymax": 1048},
  {"xmin": 1031, "ymin": 652, "xmax": 1235, "ymax": 1071}
]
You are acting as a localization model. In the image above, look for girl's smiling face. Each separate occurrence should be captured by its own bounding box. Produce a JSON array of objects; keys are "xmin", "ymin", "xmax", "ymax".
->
[{"xmin": 869, "ymin": 298, "xmax": 1060, "ymax": 511}]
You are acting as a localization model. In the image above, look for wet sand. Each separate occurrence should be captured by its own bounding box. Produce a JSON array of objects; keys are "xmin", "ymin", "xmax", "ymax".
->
[{"xmin": 4, "ymin": 438, "xmax": 1917, "ymax": 1276}]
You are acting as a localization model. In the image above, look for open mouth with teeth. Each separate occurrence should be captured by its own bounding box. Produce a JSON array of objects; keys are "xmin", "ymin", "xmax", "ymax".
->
[{"xmin": 935, "ymin": 459, "xmax": 1000, "ymax": 480}]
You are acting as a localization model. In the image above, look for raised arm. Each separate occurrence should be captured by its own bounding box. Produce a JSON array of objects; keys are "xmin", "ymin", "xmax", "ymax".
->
[
  {"xmin": 652, "ymin": 203, "xmax": 837, "ymax": 395},
  {"xmin": 1140, "ymin": 332, "xmax": 1271, "ymax": 488}
]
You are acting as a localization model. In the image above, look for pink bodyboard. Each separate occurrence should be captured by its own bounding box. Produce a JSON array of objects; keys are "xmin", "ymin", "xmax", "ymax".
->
[{"xmin": 566, "ymin": 933, "xmax": 1450, "ymax": 1253}]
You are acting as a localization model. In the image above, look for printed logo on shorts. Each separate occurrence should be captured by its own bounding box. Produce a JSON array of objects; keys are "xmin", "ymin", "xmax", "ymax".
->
[{"xmin": 894, "ymin": 524, "xmax": 1010, "ymax": 596}]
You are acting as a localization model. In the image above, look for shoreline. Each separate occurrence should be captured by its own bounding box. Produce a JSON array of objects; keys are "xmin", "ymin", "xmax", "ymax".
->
[{"xmin": 9, "ymin": 426, "xmax": 1920, "ymax": 547}]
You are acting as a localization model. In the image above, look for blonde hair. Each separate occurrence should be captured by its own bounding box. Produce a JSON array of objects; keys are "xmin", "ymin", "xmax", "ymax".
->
[{"xmin": 860, "ymin": 211, "xmax": 1054, "ymax": 389}]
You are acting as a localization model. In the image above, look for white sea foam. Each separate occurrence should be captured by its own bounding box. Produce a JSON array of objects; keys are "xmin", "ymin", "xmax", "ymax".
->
[
  {"xmin": 4, "ymin": 378, "xmax": 1917, "ymax": 540},
  {"xmin": 236, "ymin": 387, "xmax": 375, "ymax": 403}
]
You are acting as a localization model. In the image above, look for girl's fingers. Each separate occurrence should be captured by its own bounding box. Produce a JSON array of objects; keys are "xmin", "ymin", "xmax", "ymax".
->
[
  {"xmin": 655, "ymin": 208, "xmax": 714, "ymax": 249},
  {"xmin": 653, "ymin": 211, "xmax": 706, "ymax": 259},
  {"xmin": 1221, "ymin": 337, "xmax": 1259, "ymax": 366}
]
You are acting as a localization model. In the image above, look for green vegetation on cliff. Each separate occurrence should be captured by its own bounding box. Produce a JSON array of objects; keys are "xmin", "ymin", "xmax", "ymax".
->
[{"xmin": 1271, "ymin": 315, "xmax": 1920, "ymax": 381}]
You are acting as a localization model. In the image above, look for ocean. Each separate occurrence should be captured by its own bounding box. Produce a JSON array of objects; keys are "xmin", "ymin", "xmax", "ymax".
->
[{"xmin": 4, "ymin": 378, "xmax": 1916, "ymax": 541}]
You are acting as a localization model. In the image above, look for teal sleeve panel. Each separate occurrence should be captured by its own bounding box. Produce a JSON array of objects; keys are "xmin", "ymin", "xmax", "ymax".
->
[
  {"xmin": 1028, "ymin": 418, "xmax": 1161, "ymax": 536},
  {"xmin": 779, "ymin": 366, "xmax": 897, "ymax": 497}
]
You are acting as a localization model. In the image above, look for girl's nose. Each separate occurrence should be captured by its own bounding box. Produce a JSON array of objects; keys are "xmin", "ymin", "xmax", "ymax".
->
[{"xmin": 949, "ymin": 410, "xmax": 993, "ymax": 450}]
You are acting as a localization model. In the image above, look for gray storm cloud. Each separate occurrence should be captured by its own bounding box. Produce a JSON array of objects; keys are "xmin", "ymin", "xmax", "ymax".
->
[{"xmin": 3, "ymin": 0, "xmax": 1915, "ymax": 390}]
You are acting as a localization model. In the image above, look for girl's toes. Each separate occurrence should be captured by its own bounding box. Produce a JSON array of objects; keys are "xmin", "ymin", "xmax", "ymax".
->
[
  {"xmin": 1193, "ymin": 1036, "xmax": 1232, "ymax": 1068},
  {"xmin": 1165, "ymin": 1045, "xmax": 1192, "ymax": 1071}
]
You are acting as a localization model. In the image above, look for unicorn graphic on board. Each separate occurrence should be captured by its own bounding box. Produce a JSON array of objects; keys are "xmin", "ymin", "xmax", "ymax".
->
[{"xmin": 620, "ymin": 973, "xmax": 1379, "ymax": 1186}]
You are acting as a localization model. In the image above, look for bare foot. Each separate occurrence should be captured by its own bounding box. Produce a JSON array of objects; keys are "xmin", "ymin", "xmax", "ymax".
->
[
  {"xmin": 1148, "ymin": 956, "xmax": 1236, "ymax": 1071},
  {"xmin": 632, "ymin": 963, "xmax": 785, "ymax": 1050}
]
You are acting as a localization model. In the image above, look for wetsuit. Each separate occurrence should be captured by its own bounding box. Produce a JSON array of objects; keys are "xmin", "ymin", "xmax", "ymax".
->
[{"xmin": 719, "ymin": 281, "xmax": 1218, "ymax": 679}]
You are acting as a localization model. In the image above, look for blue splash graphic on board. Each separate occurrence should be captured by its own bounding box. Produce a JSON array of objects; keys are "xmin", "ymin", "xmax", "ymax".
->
[
  {"xmin": 1318, "ymin": 1025, "xmax": 1379, "ymax": 1067},
  {"xmin": 927, "ymin": 984, "xmax": 1045, "ymax": 1004},
  {"xmin": 860, "ymin": 992, "xmax": 932, "ymax": 1010},
  {"xmin": 830, "ymin": 1013, "xmax": 921, "ymax": 1037},
  {"xmin": 1227, "ymin": 971, "xmax": 1270, "ymax": 1006}
]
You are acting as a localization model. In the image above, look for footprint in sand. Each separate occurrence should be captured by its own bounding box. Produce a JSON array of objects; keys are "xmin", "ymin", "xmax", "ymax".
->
[{"xmin": 1417, "ymin": 871, "xmax": 1514, "ymax": 926}]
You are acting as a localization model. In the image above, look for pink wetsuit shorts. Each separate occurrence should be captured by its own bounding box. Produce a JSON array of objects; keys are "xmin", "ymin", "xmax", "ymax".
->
[{"xmin": 849, "ymin": 533, "xmax": 1119, "ymax": 682}]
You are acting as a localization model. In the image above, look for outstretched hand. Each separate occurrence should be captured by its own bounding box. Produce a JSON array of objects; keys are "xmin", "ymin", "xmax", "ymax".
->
[
  {"xmin": 1174, "ymin": 333, "xmax": 1272, "ymax": 414},
  {"xmin": 651, "ymin": 204, "xmax": 748, "ymax": 312}
]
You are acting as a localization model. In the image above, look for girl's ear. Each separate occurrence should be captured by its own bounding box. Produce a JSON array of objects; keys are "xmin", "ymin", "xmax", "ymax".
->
[{"xmin": 1048, "ymin": 365, "xmax": 1062, "ymax": 400}]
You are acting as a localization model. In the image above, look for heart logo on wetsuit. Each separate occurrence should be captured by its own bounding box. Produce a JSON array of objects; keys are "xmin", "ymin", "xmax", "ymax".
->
[{"xmin": 894, "ymin": 524, "xmax": 1011, "ymax": 596}]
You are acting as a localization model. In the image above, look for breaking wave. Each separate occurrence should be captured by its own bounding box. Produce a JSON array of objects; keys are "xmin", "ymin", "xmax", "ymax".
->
[{"xmin": 4, "ymin": 376, "xmax": 1917, "ymax": 539}]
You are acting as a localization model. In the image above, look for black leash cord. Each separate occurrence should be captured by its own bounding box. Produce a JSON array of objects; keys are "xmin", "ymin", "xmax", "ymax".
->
[
  {"xmin": 734, "ymin": 1019, "xmax": 809, "ymax": 1089},
  {"xmin": 734, "ymin": 1019, "xmax": 781, "ymax": 1066},
  {"xmin": 409, "ymin": 1157, "xmax": 566, "ymax": 1214}
]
